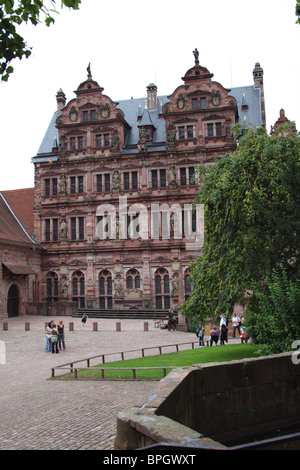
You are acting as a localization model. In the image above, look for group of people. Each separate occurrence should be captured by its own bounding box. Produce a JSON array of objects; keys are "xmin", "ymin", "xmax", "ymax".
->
[
  {"xmin": 196, "ymin": 313, "xmax": 247, "ymax": 347},
  {"xmin": 45, "ymin": 320, "xmax": 66, "ymax": 353}
]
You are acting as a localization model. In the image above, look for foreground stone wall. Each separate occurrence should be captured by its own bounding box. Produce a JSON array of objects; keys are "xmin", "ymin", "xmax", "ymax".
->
[{"xmin": 115, "ymin": 352, "xmax": 300, "ymax": 449}]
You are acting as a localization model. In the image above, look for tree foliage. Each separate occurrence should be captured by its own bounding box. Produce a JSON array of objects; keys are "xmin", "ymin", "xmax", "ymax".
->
[
  {"xmin": 0, "ymin": 0, "xmax": 81, "ymax": 81},
  {"xmin": 246, "ymin": 269, "xmax": 300, "ymax": 355},
  {"xmin": 181, "ymin": 125, "xmax": 300, "ymax": 330}
]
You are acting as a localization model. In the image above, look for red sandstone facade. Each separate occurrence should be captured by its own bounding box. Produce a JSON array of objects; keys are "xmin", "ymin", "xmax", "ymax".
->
[{"xmin": 29, "ymin": 52, "xmax": 264, "ymax": 323}]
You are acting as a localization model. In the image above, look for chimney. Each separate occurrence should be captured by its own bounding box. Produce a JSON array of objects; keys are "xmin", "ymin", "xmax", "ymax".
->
[
  {"xmin": 56, "ymin": 88, "xmax": 66, "ymax": 113},
  {"xmin": 147, "ymin": 83, "xmax": 157, "ymax": 110}
]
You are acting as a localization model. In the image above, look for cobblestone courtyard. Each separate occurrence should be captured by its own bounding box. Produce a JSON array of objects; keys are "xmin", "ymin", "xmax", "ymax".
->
[{"xmin": 0, "ymin": 315, "xmax": 196, "ymax": 450}]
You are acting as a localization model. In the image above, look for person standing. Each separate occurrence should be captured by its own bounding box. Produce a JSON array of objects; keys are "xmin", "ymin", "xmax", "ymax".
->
[
  {"xmin": 51, "ymin": 324, "xmax": 59, "ymax": 354},
  {"xmin": 45, "ymin": 321, "xmax": 53, "ymax": 352},
  {"xmin": 57, "ymin": 320, "xmax": 66, "ymax": 350},
  {"xmin": 232, "ymin": 314, "xmax": 241, "ymax": 338},
  {"xmin": 220, "ymin": 324, "xmax": 228, "ymax": 345},
  {"xmin": 210, "ymin": 325, "xmax": 219, "ymax": 346}
]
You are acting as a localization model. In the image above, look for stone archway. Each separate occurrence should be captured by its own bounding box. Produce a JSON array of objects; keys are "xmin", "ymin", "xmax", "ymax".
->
[{"xmin": 7, "ymin": 284, "xmax": 19, "ymax": 317}]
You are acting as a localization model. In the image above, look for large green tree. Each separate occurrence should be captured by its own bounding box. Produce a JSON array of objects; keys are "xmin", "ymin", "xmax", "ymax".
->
[
  {"xmin": 181, "ymin": 124, "xmax": 300, "ymax": 327},
  {"xmin": 0, "ymin": 0, "xmax": 81, "ymax": 81}
]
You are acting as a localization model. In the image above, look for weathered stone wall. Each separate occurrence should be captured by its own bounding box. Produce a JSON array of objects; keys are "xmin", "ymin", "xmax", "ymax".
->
[{"xmin": 115, "ymin": 352, "xmax": 300, "ymax": 449}]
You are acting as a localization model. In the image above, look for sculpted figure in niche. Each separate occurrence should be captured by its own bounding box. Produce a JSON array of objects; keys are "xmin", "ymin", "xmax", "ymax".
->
[
  {"xmin": 60, "ymin": 277, "xmax": 68, "ymax": 298},
  {"xmin": 115, "ymin": 278, "xmax": 123, "ymax": 297},
  {"xmin": 112, "ymin": 169, "xmax": 120, "ymax": 191},
  {"xmin": 172, "ymin": 277, "xmax": 179, "ymax": 297},
  {"xmin": 168, "ymin": 165, "xmax": 176, "ymax": 186},
  {"xmin": 59, "ymin": 219, "xmax": 67, "ymax": 239},
  {"xmin": 59, "ymin": 174, "xmax": 67, "ymax": 195}
]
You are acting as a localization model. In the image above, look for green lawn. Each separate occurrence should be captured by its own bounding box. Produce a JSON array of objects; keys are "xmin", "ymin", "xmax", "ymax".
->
[{"xmin": 59, "ymin": 343, "xmax": 259, "ymax": 380}]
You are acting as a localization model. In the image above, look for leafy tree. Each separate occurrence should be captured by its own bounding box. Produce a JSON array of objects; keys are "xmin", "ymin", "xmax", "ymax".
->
[
  {"xmin": 297, "ymin": 0, "xmax": 300, "ymax": 24},
  {"xmin": 0, "ymin": 0, "xmax": 81, "ymax": 81},
  {"xmin": 181, "ymin": 125, "xmax": 300, "ymax": 331},
  {"xmin": 246, "ymin": 269, "xmax": 300, "ymax": 355}
]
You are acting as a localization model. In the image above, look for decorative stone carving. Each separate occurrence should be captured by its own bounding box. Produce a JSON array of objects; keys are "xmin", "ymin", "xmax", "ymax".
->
[
  {"xmin": 211, "ymin": 90, "xmax": 221, "ymax": 106},
  {"xmin": 115, "ymin": 278, "xmax": 123, "ymax": 297}
]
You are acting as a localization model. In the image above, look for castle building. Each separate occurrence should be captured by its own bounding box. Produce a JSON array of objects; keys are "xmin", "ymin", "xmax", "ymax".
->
[{"xmin": 29, "ymin": 51, "xmax": 264, "ymax": 324}]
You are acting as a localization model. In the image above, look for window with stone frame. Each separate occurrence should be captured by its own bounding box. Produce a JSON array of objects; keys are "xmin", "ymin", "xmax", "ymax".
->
[
  {"xmin": 46, "ymin": 271, "xmax": 58, "ymax": 302},
  {"xmin": 99, "ymin": 270, "xmax": 112, "ymax": 309}
]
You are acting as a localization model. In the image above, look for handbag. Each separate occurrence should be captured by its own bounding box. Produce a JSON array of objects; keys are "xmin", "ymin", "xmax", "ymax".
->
[{"xmin": 51, "ymin": 335, "xmax": 58, "ymax": 343}]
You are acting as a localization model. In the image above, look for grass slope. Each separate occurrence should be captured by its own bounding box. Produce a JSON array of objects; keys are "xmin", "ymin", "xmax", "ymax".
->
[{"xmin": 62, "ymin": 343, "xmax": 259, "ymax": 380}]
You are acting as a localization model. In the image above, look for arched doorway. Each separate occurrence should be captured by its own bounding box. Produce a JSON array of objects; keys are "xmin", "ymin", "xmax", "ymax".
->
[{"xmin": 7, "ymin": 284, "xmax": 19, "ymax": 317}]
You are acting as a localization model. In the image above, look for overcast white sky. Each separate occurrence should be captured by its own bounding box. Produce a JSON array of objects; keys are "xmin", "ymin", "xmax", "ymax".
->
[{"xmin": 0, "ymin": 0, "xmax": 299, "ymax": 191}]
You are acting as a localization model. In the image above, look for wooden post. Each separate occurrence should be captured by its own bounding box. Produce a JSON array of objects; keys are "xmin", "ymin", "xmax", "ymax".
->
[
  {"xmin": 25, "ymin": 322, "xmax": 30, "ymax": 331},
  {"xmin": 116, "ymin": 322, "xmax": 121, "ymax": 331},
  {"xmin": 69, "ymin": 322, "xmax": 74, "ymax": 331},
  {"xmin": 93, "ymin": 322, "xmax": 98, "ymax": 331}
]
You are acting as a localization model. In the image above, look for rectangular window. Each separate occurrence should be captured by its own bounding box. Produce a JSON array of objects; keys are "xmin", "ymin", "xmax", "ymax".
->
[
  {"xmin": 78, "ymin": 217, "xmax": 84, "ymax": 240},
  {"xmin": 179, "ymin": 126, "xmax": 185, "ymax": 140},
  {"xmin": 45, "ymin": 179, "xmax": 50, "ymax": 197},
  {"xmin": 96, "ymin": 135, "xmax": 102, "ymax": 148},
  {"xmin": 180, "ymin": 168, "xmax": 187, "ymax": 186},
  {"xmin": 189, "ymin": 167, "xmax": 195, "ymax": 185},
  {"xmin": 70, "ymin": 137, "xmax": 76, "ymax": 150},
  {"xmin": 91, "ymin": 110, "xmax": 96, "ymax": 121},
  {"xmin": 208, "ymin": 123, "xmax": 214, "ymax": 137},
  {"xmin": 52, "ymin": 178, "xmax": 58, "ymax": 196},
  {"xmin": 70, "ymin": 177, "xmax": 76, "ymax": 194},
  {"xmin": 104, "ymin": 134, "xmax": 110, "ymax": 147},
  {"xmin": 53, "ymin": 219, "xmax": 58, "ymax": 241},
  {"xmin": 78, "ymin": 137, "xmax": 84, "ymax": 149},
  {"xmin": 132, "ymin": 171, "xmax": 138, "ymax": 190},
  {"xmin": 71, "ymin": 218, "xmax": 76, "ymax": 240},
  {"xmin": 192, "ymin": 98, "xmax": 198, "ymax": 109},
  {"xmin": 45, "ymin": 219, "xmax": 50, "ymax": 242},
  {"xmin": 124, "ymin": 172, "xmax": 130, "ymax": 190},
  {"xmin": 200, "ymin": 97, "xmax": 207, "ymax": 109},
  {"xmin": 104, "ymin": 174, "xmax": 110, "ymax": 192},
  {"xmin": 160, "ymin": 169, "xmax": 166, "ymax": 188},
  {"xmin": 216, "ymin": 122, "xmax": 222, "ymax": 136},
  {"xmin": 78, "ymin": 176, "xmax": 83, "ymax": 194},
  {"xmin": 97, "ymin": 174, "xmax": 102, "ymax": 192},
  {"xmin": 187, "ymin": 125, "xmax": 194, "ymax": 139},
  {"xmin": 152, "ymin": 170, "xmax": 158, "ymax": 188},
  {"xmin": 83, "ymin": 111, "xmax": 88, "ymax": 122}
]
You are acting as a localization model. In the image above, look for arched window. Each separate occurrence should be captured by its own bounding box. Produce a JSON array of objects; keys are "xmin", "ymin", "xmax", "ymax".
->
[
  {"xmin": 155, "ymin": 268, "xmax": 170, "ymax": 310},
  {"xmin": 99, "ymin": 270, "xmax": 112, "ymax": 309},
  {"xmin": 184, "ymin": 268, "xmax": 192, "ymax": 301},
  {"xmin": 46, "ymin": 271, "xmax": 58, "ymax": 303},
  {"xmin": 126, "ymin": 269, "xmax": 140, "ymax": 289},
  {"xmin": 72, "ymin": 271, "xmax": 85, "ymax": 308}
]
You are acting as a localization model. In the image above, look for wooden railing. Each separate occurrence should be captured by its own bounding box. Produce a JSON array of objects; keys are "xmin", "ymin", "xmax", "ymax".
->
[{"xmin": 51, "ymin": 340, "xmax": 199, "ymax": 379}]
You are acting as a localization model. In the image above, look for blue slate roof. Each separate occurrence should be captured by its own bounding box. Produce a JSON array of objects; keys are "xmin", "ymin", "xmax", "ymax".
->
[
  {"xmin": 117, "ymin": 95, "xmax": 169, "ymax": 154},
  {"xmin": 35, "ymin": 111, "xmax": 60, "ymax": 162},
  {"xmin": 229, "ymin": 85, "xmax": 262, "ymax": 128}
]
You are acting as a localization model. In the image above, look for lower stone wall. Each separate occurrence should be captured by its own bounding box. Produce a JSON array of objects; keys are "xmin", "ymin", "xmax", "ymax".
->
[
  {"xmin": 26, "ymin": 301, "xmax": 77, "ymax": 317},
  {"xmin": 114, "ymin": 352, "xmax": 300, "ymax": 449}
]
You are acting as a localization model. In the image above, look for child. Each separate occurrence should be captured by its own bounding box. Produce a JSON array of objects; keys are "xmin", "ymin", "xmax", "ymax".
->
[{"xmin": 196, "ymin": 324, "xmax": 205, "ymax": 346}]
